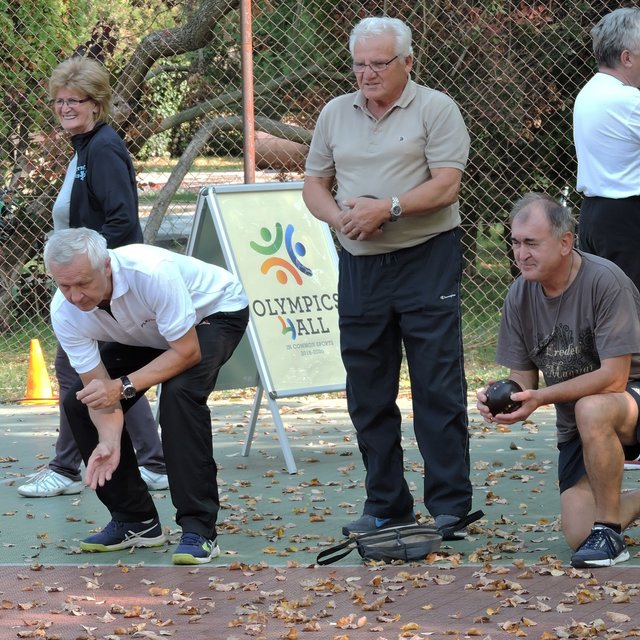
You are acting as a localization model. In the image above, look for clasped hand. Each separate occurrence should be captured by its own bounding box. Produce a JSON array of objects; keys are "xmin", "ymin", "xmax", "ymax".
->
[
  {"xmin": 340, "ymin": 197, "xmax": 387, "ymax": 240},
  {"xmin": 76, "ymin": 377, "xmax": 121, "ymax": 409}
]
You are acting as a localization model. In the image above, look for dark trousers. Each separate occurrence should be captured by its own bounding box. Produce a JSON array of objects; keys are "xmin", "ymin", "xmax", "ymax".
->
[
  {"xmin": 52, "ymin": 343, "xmax": 165, "ymax": 480},
  {"xmin": 63, "ymin": 308, "xmax": 249, "ymax": 538},
  {"xmin": 338, "ymin": 229, "xmax": 472, "ymax": 519},
  {"xmin": 579, "ymin": 196, "xmax": 640, "ymax": 292}
]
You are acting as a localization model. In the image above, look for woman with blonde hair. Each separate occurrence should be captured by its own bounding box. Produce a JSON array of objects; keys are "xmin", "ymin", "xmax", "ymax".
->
[{"xmin": 17, "ymin": 57, "xmax": 168, "ymax": 498}]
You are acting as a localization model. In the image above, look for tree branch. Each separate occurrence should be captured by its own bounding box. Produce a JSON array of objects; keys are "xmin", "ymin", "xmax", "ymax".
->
[
  {"xmin": 114, "ymin": 0, "xmax": 240, "ymax": 108},
  {"xmin": 126, "ymin": 64, "xmax": 338, "ymax": 151},
  {"xmin": 142, "ymin": 114, "xmax": 312, "ymax": 244}
]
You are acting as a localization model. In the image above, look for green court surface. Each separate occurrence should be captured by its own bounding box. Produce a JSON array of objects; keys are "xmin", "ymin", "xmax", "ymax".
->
[{"xmin": 3, "ymin": 392, "xmax": 640, "ymax": 570}]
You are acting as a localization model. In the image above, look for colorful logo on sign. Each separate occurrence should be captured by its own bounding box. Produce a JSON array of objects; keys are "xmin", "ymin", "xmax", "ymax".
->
[
  {"xmin": 250, "ymin": 223, "xmax": 312, "ymax": 285},
  {"xmin": 278, "ymin": 315, "xmax": 296, "ymax": 340}
]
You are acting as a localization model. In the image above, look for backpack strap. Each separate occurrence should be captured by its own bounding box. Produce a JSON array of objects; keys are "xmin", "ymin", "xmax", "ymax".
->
[
  {"xmin": 316, "ymin": 538, "xmax": 357, "ymax": 565},
  {"xmin": 439, "ymin": 509, "xmax": 484, "ymax": 541}
]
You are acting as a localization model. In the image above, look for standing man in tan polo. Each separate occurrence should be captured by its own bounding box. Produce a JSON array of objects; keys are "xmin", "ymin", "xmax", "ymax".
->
[{"xmin": 303, "ymin": 15, "xmax": 480, "ymax": 539}]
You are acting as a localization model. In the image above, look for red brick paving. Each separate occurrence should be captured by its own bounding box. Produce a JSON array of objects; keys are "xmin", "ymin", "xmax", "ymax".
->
[{"xmin": 2, "ymin": 563, "xmax": 640, "ymax": 639}]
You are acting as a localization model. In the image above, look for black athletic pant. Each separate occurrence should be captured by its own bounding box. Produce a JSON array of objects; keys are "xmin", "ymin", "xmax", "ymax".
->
[
  {"xmin": 338, "ymin": 229, "xmax": 472, "ymax": 520},
  {"xmin": 579, "ymin": 195, "xmax": 640, "ymax": 292},
  {"xmin": 63, "ymin": 307, "xmax": 249, "ymax": 539}
]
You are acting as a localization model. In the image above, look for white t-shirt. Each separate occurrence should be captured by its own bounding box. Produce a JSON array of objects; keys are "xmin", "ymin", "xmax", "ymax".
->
[
  {"xmin": 574, "ymin": 72, "xmax": 640, "ymax": 198},
  {"xmin": 51, "ymin": 244, "xmax": 248, "ymax": 374},
  {"xmin": 51, "ymin": 154, "xmax": 77, "ymax": 231}
]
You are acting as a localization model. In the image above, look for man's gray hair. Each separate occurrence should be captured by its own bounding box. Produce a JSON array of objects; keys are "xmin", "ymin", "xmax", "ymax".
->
[
  {"xmin": 349, "ymin": 16, "xmax": 413, "ymax": 58},
  {"xmin": 510, "ymin": 192, "xmax": 576, "ymax": 238},
  {"xmin": 591, "ymin": 7, "xmax": 640, "ymax": 69},
  {"xmin": 44, "ymin": 227, "xmax": 109, "ymax": 273}
]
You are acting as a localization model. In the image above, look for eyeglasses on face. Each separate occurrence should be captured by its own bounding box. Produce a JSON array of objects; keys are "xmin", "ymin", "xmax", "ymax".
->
[
  {"xmin": 352, "ymin": 55, "xmax": 399, "ymax": 73},
  {"xmin": 49, "ymin": 97, "xmax": 92, "ymax": 108}
]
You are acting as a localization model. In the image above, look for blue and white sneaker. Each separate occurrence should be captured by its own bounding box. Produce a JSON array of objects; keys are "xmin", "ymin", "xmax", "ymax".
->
[
  {"xmin": 570, "ymin": 524, "xmax": 629, "ymax": 568},
  {"xmin": 80, "ymin": 518, "xmax": 165, "ymax": 552},
  {"xmin": 172, "ymin": 532, "xmax": 220, "ymax": 565}
]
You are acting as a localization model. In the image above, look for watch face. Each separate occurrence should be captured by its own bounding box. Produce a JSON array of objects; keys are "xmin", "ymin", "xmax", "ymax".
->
[
  {"xmin": 123, "ymin": 386, "xmax": 136, "ymax": 399},
  {"xmin": 390, "ymin": 196, "xmax": 402, "ymax": 218},
  {"xmin": 120, "ymin": 376, "xmax": 136, "ymax": 399}
]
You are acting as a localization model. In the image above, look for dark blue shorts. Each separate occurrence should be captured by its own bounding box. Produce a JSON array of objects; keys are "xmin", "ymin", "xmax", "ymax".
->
[{"xmin": 557, "ymin": 382, "xmax": 640, "ymax": 493}]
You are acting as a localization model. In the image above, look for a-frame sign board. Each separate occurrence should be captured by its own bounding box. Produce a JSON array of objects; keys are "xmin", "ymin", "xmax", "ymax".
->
[{"xmin": 186, "ymin": 182, "xmax": 345, "ymax": 473}]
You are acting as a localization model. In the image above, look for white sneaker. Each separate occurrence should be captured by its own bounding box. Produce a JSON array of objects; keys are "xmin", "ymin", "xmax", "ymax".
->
[
  {"xmin": 139, "ymin": 466, "xmax": 169, "ymax": 490},
  {"xmin": 17, "ymin": 469, "xmax": 84, "ymax": 497},
  {"xmin": 624, "ymin": 456, "xmax": 640, "ymax": 470}
]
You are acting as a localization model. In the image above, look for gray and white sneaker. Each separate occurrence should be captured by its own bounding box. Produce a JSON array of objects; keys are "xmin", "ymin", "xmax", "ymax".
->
[
  {"xmin": 138, "ymin": 466, "xmax": 169, "ymax": 490},
  {"xmin": 17, "ymin": 469, "xmax": 83, "ymax": 497},
  {"xmin": 342, "ymin": 513, "xmax": 416, "ymax": 536},
  {"xmin": 571, "ymin": 525, "xmax": 629, "ymax": 568}
]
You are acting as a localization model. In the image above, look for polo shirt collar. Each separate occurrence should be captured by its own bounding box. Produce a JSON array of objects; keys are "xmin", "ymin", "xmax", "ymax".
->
[
  {"xmin": 106, "ymin": 250, "xmax": 129, "ymax": 302},
  {"xmin": 352, "ymin": 78, "xmax": 417, "ymax": 111}
]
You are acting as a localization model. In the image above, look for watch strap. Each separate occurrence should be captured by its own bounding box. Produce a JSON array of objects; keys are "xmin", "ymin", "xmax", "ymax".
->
[
  {"xmin": 389, "ymin": 195, "xmax": 402, "ymax": 221},
  {"xmin": 119, "ymin": 375, "xmax": 136, "ymax": 399}
]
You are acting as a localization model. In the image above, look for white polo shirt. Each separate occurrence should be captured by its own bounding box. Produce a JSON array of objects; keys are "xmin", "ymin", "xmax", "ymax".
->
[
  {"xmin": 574, "ymin": 72, "xmax": 640, "ymax": 198},
  {"xmin": 51, "ymin": 244, "xmax": 248, "ymax": 374}
]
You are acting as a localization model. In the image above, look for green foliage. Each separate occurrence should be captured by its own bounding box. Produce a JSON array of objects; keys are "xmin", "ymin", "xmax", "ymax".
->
[
  {"xmin": 0, "ymin": 1, "xmax": 87, "ymax": 182},
  {"xmin": 139, "ymin": 70, "xmax": 189, "ymax": 159}
]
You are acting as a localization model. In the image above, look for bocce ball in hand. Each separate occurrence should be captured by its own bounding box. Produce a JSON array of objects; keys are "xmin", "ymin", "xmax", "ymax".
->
[{"xmin": 485, "ymin": 379, "xmax": 523, "ymax": 416}]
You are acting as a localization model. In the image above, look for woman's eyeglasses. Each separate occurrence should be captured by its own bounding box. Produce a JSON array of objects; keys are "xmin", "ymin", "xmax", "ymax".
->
[{"xmin": 49, "ymin": 97, "xmax": 92, "ymax": 108}]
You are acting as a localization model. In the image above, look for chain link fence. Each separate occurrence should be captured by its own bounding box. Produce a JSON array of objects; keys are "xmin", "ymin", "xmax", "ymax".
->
[{"xmin": 0, "ymin": 0, "xmax": 607, "ymax": 400}]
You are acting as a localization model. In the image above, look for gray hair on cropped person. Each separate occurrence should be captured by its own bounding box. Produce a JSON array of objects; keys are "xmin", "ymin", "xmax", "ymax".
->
[
  {"xmin": 591, "ymin": 7, "xmax": 640, "ymax": 69},
  {"xmin": 510, "ymin": 192, "xmax": 576, "ymax": 238},
  {"xmin": 349, "ymin": 16, "xmax": 413, "ymax": 58},
  {"xmin": 44, "ymin": 228, "xmax": 109, "ymax": 273},
  {"xmin": 49, "ymin": 57, "xmax": 112, "ymax": 122}
]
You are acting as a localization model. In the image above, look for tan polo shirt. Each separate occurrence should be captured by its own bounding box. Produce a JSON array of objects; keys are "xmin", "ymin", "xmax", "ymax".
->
[{"xmin": 305, "ymin": 79, "xmax": 470, "ymax": 256}]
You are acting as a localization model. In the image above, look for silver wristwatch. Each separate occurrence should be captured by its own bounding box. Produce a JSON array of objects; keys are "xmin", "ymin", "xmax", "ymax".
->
[
  {"xmin": 389, "ymin": 196, "xmax": 402, "ymax": 221},
  {"xmin": 120, "ymin": 375, "xmax": 137, "ymax": 400}
]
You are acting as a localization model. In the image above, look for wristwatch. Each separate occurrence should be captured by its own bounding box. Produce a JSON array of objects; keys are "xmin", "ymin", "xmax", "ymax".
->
[
  {"xmin": 120, "ymin": 375, "xmax": 137, "ymax": 400},
  {"xmin": 389, "ymin": 196, "xmax": 402, "ymax": 221}
]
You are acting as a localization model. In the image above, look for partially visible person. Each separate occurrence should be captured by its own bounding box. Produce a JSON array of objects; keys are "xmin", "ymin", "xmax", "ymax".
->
[
  {"xmin": 477, "ymin": 192, "xmax": 640, "ymax": 568},
  {"xmin": 574, "ymin": 7, "xmax": 640, "ymax": 289},
  {"xmin": 18, "ymin": 57, "xmax": 167, "ymax": 498},
  {"xmin": 303, "ymin": 16, "xmax": 480, "ymax": 540},
  {"xmin": 44, "ymin": 228, "xmax": 249, "ymax": 564},
  {"xmin": 573, "ymin": 7, "xmax": 640, "ymax": 469}
]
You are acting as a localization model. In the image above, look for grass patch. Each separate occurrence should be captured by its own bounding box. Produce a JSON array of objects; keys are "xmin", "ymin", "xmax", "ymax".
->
[
  {"xmin": 139, "ymin": 191, "xmax": 199, "ymax": 207},
  {"xmin": 139, "ymin": 156, "xmax": 243, "ymax": 173}
]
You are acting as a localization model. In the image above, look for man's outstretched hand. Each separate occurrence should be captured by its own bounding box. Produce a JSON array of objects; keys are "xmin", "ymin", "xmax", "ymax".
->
[{"xmin": 86, "ymin": 441, "xmax": 121, "ymax": 490}]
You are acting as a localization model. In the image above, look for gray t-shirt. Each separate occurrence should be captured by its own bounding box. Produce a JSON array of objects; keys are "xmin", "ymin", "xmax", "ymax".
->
[{"xmin": 496, "ymin": 251, "xmax": 640, "ymax": 442}]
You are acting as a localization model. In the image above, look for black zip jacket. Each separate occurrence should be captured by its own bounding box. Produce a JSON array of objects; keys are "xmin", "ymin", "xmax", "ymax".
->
[{"xmin": 68, "ymin": 121, "xmax": 143, "ymax": 248}]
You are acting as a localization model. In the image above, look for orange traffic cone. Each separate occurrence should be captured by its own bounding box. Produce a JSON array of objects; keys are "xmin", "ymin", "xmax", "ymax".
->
[{"xmin": 19, "ymin": 338, "xmax": 58, "ymax": 405}]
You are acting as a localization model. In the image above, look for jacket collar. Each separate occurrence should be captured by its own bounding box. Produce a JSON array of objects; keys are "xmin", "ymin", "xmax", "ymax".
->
[{"xmin": 71, "ymin": 121, "xmax": 107, "ymax": 151}]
